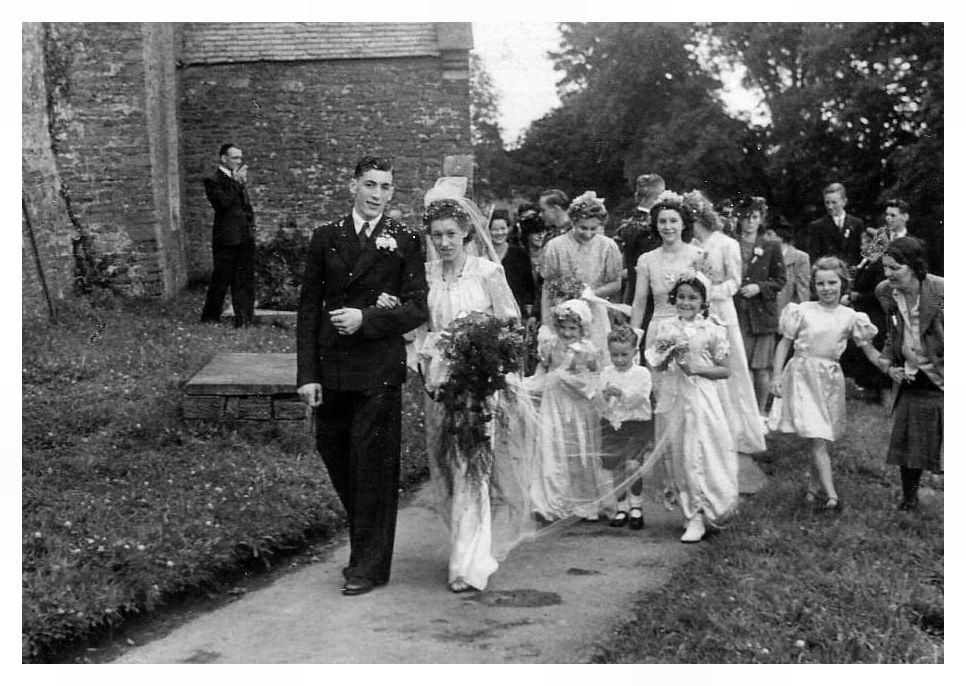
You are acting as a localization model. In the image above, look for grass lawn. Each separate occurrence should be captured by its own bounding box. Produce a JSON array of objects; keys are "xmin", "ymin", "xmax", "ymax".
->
[
  {"xmin": 22, "ymin": 288, "xmax": 427, "ymax": 662},
  {"xmin": 591, "ymin": 397, "xmax": 944, "ymax": 663}
]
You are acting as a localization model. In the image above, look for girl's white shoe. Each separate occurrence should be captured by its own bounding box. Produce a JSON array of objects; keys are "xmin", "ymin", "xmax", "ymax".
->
[{"xmin": 680, "ymin": 514, "xmax": 706, "ymax": 543}]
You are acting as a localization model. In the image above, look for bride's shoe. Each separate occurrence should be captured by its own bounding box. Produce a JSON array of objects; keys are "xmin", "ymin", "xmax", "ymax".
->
[
  {"xmin": 449, "ymin": 578, "xmax": 476, "ymax": 593},
  {"xmin": 680, "ymin": 514, "xmax": 706, "ymax": 543}
]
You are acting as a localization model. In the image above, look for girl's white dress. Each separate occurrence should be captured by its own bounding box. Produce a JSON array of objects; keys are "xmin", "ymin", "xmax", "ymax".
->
[
  {"xmin": 693, "ymin": 231, "xmax": 767, "ymax": 453},
  {"xmin": 774, "ymin": 302, "xmax": 878, "ymax": 441},
  {"xmin": 420, "ymin": 256, "xmax": 524, "ymax": 590},
  {"xmin": 528, "ymin": 335, "xmax": 611, "ymax": 520},
  {"xmin": 645, "ymin": 316, "xmax": 739, "ymax": 525},
  {"xmin": 635, "ymin": 244, "xmax": 704, "ymax": 444}
]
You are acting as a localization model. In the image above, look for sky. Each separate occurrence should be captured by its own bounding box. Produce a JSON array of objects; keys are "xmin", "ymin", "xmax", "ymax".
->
[{"xmin": 472, "ymin": 22, "xmax": 767, "ymax": 147}]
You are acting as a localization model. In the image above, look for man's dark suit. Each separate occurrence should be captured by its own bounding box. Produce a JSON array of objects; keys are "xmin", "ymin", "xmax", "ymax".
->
[
  {"xmin": 200, "ymin": 169, "xmax": 256, "ymax": 325},
  {"xmin": 805, "ymin": 213, "xmax": 863, "ymax": 265},
  {"xmin": 297, "ymin": 215, "xmax": 427, "ymax": 586}
]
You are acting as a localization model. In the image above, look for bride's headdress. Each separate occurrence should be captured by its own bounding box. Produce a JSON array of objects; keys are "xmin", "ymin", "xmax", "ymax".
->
[{"xmin": 422, "ymin": 177, "xmax": 498, "ymax": 263}]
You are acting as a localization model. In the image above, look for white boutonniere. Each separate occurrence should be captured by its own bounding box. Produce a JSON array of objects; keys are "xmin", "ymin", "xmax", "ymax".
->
[
  {"xmin": 375, "ymin": 235, "xmax": 398, "ymax": 252},
  {"xmin": 753, "ymin": 246, "xmax": 764, "ymax": 257}
]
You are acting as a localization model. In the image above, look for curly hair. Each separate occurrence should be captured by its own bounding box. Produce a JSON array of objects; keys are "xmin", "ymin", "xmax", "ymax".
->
[
  {"xmin": 883, "ymin": 236, "xmax": 929, "ymax": 281},
  {"xmin": 667, "ymin": 275, "xmax": 710, "ymax": 318},
  {"xmin": 682, "ymin": 190, "xmax": 719, "ymax": 232},
  {"xmin": 649, "ymin": 192, "xmax": 694, "ymax": 238},
  {"xmin": 354, "ymin": 155, "xmax": 393, "ymax": 178},
  {"xmin": 567, "ymin": 191, "xmax": 608, "ymax": 222},
  {"xmin": 734, "ymin": 195, "xmax": 768, "ymax": 222},
  {"xmin": 423, "ymin": 199, "xmax": 474, "ymax": 243},
  {"xmin": 810, "ymin": 256, "xmax": 851, "ymax": 294},
  {"xmin": 607, "ymin": 324, "xmax": 639, "ymax": 348}
]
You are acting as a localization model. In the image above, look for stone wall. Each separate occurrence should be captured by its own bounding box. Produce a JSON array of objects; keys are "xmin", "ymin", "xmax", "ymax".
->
[
  {"xmin": 22, "ymin": 23, "xmax": 76, "ymax": 316},
  {"xmin": 179, "ymin": 56, "xmax": 471, "ymax": 279},
  {"xmin": 24, "ymin": 22, "xmax": 186, "ymax": 308}
]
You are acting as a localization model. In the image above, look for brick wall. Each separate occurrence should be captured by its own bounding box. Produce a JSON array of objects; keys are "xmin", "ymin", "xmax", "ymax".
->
[{"xmin": 179, "ymin": 56, "xmax": 471, "ymax": 279}]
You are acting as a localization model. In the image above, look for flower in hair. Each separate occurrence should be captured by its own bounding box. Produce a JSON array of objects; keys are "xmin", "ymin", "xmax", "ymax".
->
[
  {"xmin": 655, "ymin": 190, "xmax": 684, "ymax": 207},
  {"xmin": 568, "ymin": 190, "xmax": 607, "ymax": 219},
  {"xmin": 422, "ymin": 198, "xmax": 470, "ymax": 228}
]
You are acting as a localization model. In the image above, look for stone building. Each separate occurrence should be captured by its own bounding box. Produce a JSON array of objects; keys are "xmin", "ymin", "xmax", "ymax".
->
[{"xmin": 22, "ymin": 22, "xmax": 474, "ymax": 316}]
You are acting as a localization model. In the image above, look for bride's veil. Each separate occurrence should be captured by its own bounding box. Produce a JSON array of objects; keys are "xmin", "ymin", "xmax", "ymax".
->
[{"xmin": 423, "ymin": 177, "xmax": 499, "ymax": 264}]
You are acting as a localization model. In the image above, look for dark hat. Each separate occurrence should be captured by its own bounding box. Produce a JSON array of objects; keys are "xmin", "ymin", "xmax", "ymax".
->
[{"xmin": 518, "ymin": 214, "xmax": 546, "ymax": 235}]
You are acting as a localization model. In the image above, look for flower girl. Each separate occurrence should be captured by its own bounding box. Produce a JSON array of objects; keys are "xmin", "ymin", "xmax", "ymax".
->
[
  {"xmin": 645, "ymin": 273, "xmax": 738, "ymax": 543},
  {"xmin": 770, "ymin": 257, "xmax": 880, "ymax": 511},
  {"xmin": 530, "ymin": 299, "xmax": 610, "ymax": 521}
]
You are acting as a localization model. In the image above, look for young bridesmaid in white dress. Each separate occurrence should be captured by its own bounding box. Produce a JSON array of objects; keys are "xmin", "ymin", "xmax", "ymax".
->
[
  {"xmin": 770, "ymin": 257, "xmax": 881, "ymax": 511},
  {"xmin": 529, "ymin": 299, "xmax": 611, "ymax": 521},
  {"xmin": 645, "ymin": 273, "xmax": 738, "ymax": 543}
]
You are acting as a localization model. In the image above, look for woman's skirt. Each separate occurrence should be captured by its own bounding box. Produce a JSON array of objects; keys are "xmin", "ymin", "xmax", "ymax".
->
[{"xmin": 887, "ymin": 386, "xmax": 943, "ymax": 472}]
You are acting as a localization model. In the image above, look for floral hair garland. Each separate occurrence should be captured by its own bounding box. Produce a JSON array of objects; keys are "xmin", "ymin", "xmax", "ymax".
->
[
  {"xmin": 567, "ymin": 190, "xmax": 607, "ymax": 221},
  {"xmin": 654, "ymin": 190, "xmax": 685, "ymax": 207},
  {"xmin": 422, "ymin": 198, "xmax": 470, "ymax": 229}
]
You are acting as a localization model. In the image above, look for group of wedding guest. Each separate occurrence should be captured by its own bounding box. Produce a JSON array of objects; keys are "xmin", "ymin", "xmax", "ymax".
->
[{"xmin": 411, "ymin": 177, "xmax": 940, "ymax": 594}]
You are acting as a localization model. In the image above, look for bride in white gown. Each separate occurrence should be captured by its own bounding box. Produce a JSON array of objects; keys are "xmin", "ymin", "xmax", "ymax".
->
[{"xmin": 412, "ymin": 179, "xmax": 533, "ymax": 593}]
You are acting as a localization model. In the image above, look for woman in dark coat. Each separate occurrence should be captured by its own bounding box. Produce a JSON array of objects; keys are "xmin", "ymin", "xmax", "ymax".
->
[{"xmin": 875, "ymin": 237, "xmax": 943, "ymax": 511}]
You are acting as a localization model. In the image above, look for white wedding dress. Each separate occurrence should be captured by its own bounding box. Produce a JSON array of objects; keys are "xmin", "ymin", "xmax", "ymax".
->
[{"xmin": 419, "ymin": 256, "xmax": 529, "ymax": 590}]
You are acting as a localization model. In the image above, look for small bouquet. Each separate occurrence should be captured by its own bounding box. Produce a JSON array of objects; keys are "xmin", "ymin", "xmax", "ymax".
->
[
  {"xmin": 435, "ymin": 312, "xmax": 526, "ymax": 489},
  {"xmin": 645, "ymin": 331, "xmax": 690, "ymax": 370},
  {"xmin": 858, "ymin": 228, "xmax": 890, "ymax": 267},
  {"xmin": 545, "ymin": 265, "xmax": 586, "ymax": 307}
]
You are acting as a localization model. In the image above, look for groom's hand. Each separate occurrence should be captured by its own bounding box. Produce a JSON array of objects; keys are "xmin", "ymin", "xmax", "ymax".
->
[
  {"xmin": 330, "ymin": 308, "xmax": 363, "ymax": 335},
  {"xmin": 298, "ymin": 383, "xmax": 322, "ymax": 407}
]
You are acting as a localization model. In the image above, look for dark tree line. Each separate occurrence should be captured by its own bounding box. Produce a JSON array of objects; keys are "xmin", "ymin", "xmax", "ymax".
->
[{"xmin": 472, "ymin": 22, "xmax": 942, "ymax": 246}]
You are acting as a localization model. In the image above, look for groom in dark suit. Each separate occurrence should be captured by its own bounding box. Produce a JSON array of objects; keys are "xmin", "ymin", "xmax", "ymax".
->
[
  {"xmin": 805, "ymin": 182, "xmax": 863, "ymax": 265},
  {"xmin": 296, "ymin": 156, "xmax": 428, "ymax": 596}
]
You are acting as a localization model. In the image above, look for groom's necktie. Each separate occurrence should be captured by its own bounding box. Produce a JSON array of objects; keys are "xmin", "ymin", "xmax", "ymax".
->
[{"xmin": 358, "ymin": 221, "xmax": 370, "ymax": 250}]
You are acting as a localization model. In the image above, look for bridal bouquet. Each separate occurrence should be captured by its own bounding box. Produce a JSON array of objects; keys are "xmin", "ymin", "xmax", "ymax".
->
[{"xmin": 435, "ymin": 312, "xmax": 526, "ymax": 488}]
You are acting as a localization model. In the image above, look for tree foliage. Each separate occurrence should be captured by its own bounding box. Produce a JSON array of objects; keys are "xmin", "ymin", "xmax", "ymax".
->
[
  {"xmin": 706, "ymin": 22, "xmax": 943, "ymax": 224},
  {"xmin": 509, "ymin": 22, "xmax": 768, "ymax": 210}
]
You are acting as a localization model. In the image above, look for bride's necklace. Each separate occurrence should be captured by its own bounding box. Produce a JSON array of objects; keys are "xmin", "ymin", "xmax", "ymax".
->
[{"xmin": 441, "ymin": 255, "xmax": 467, "ymax": 283}]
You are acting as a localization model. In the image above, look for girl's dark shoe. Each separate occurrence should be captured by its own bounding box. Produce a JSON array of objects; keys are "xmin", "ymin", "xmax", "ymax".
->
[
  {"xmin": 824, "ymin": 497, "xmax": 843, "ymax": 512},
  {"xmin": 629, "ymin": 507, "xmax": 645, "ymax": 530},
  {"xmin": 609, "ymin": 511, "xmax": 629, "ymax": 528}
]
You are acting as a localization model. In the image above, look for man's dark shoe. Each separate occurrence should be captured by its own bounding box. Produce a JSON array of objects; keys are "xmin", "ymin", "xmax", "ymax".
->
[
  {"xmin": 341, "ymin": 577, "xmax": 376, "ymax": 596},
  {"xmin": 898, "ymin": 498, "xmax": 919, "ymax": 512}
]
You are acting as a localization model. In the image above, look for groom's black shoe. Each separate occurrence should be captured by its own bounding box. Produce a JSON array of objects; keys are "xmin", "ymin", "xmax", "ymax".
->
[{"xmin": 342, "ymin": 576, "xmax": 380, "ymax": 596}]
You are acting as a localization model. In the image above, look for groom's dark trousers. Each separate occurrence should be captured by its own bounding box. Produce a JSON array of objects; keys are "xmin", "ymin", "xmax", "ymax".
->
[{"xmin": 297, "ymin": 214, "xmax": 427, "ymax": 585}]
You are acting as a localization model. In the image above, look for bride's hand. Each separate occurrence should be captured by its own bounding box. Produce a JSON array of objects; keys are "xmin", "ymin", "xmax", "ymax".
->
[{"xmin": 376, "ymin": 292, "xmax": 400, "ymax": 309}]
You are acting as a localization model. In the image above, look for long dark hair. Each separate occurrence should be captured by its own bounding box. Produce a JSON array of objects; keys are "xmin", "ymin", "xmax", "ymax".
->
[{"xmin": 883, "ymin": 236, "xmax": 929, "ymax": 281}]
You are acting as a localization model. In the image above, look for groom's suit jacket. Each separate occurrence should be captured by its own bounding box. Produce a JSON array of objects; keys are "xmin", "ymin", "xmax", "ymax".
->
[{"xmin": 297, "ymin": 214, "xmax": 428, "ymax": 391}]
